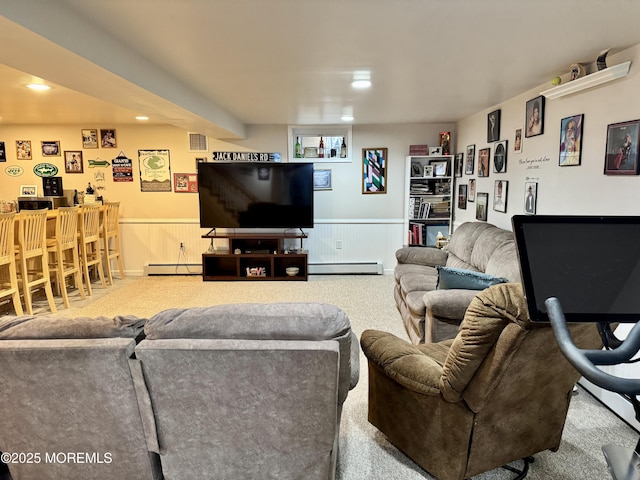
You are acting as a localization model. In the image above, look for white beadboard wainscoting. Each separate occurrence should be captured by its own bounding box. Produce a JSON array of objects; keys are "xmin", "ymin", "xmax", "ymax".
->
[{"xmin": 119, "ymin": 218, "xmax": 404, "ymax": 276}]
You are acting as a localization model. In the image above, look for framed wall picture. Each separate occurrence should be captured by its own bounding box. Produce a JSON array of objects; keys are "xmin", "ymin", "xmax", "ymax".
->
[
  {"xmin": 559, "ymin": 114, "xmax": 583, "ymax": 166},
  {"xmin": 514, "ymin": 128, "xmax": 523, "ymax": 153},
  {"xmin": 430, "ymin": 160, "xmax": 448, "ymax": 177},
  {"xmin": 41, "ymin": 141, "xmax": 60, "ymax": 156},
  {"xmin": 82, "ymin": 129, "xmax": 98, "ymax": 149},
  {"xmin": 493, "ymin": 180, "xmax": 508, "ymax": 213},
  {"xmin": 362, "ymin": 148, "xmax": 387, "ymax": 193},
  {"xmin": 468, "ymin": 178, "xmax": 476, "ymax": 202},
  {"xmin": 487, "ymin": 109, "xmax": 501, "ymax": 142},
  {"xmin": 100, "ymin": 129, "xmax": 117, "ymax": 148},
  {"xmin": 525, "ymin": 96, "xmax": 545, "ymax": 138},
  {"xmin": 604, "ymin": 119, "xmax": 640, "ymax": 175},
  {"xmin": 64, "ymin": 150, "xmax": 84, "ymax": 173},
  {"xmin": 478, "ymin": 148, "xmax": 490, "ymax": 177},
  {"xmin": 423, "ymin": 165, "xmax": 434, "ymax": 178},
  {"xmin": 476, "ymin": 192, "xmax": 488, "ymax": 221},
  {"xmin": 0, "ymin": 142, "xmax": 5, "ymax": 162},
  {"xmin": 20, "ymin": 185, "xmax": 37, "ymax": 196},
  {"xmin": 16, "ymin": 140, "xmax": 32, "ymax": 160},
  {"xmin": 465, "ymin": 144, "xmax": 475, "ymax": 174},
  {"xmin": 493, "ymin": 140, "xmax": 507, "ymax": 173},
  {"xmin": 524, "ymin": 181, "xmax": 537, "ymax": 215},
  {"xmin": 458, "ymin": 184, "xmax": 468, "ymax": 209},
  {"xmin": 454, "ymin": 153, "xmax": 463, "ymax": 177},
  {"xmin": 313, "ymin": 168, "xmax": 332, "ymax": 190},
  {"xmin": 173, "ymin": 173, "xmax": 198, "ymax": 192}
]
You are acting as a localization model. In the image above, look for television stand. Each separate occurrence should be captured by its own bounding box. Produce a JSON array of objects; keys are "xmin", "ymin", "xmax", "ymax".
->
[{"xmin": 201, "ymin": 232, "xmax": 308, "ymax": 281}]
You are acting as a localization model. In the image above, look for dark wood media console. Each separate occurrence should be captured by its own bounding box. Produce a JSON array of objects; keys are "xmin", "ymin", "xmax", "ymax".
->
[{"xmin": 201, "ymin": 233, "xmax": 308, "ymax": 281}]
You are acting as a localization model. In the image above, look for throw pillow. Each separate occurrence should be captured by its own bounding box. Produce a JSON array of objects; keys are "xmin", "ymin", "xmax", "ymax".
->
[{"xmin": 436, "ymin": 266, "xmax": 509, "ymax": 290}]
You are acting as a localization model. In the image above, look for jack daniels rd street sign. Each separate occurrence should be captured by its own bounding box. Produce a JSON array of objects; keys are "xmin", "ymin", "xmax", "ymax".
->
[{"xmin": 211, "ymin": 152, "xmax": 281, "ymax": 162}]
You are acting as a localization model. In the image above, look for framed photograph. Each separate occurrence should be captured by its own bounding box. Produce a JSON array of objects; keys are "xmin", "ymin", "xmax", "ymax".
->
[
  {"xmin": 478, "ymin": 148, "xmax": 490, "ymax": 177},
  {"xmin": 604, "ymin": 119, "xmax": 640, "ymax": 175},
  {"xmin": 454, "ymin": 153, "xmax": 463, "ymax": 177},
  {"xmin": 429, "ymin": 146, "xmax": 443, "ymax": 156},
  {"xmin": 465, "ymin": 145, "xmax": 475, "ymax": 174},
  {"xmin": 195, "ymin": 157, "xmax": 207, "ymax": 170},
  {"xmin": 16, "ymin": 140, "xmax": 32, "ymax": 160},
  {"xmin": 514, "ymin": 129, "xmax": 523, "ymax": 153},
  {"xmin": 173, "ymin": 173, "xmax": 198, "ymax": 193},
  {"xmin": 458, "ymin": 184, "xmax": 468, "ymax": 209},
  {"xmin": 362, "ymin": 148, "xmax": 387, "ymax": 194},
  {"xmin": 487, "ymin": 109, "xmax": 501, "ymax": 142},
  {"xmin": 82, "ymin": 129, "xmax": 98, "ymax": 149},
  {"xmin": 524, "ymin": 181, "xmax": 538, "ymax": 215},
  {"xmin": 430, "ymin": 160, "xmax": 448, "ymax": 177},
  {"xmin": 468, "ymin": 179, "xmax": 476, "ymax": 202},
  {"xmin": 41, "ymin": 141, "xmax": 60, "ymax": 157},
  {"xmin": 559, "ymin": 114, "xmax": 583, "ymax": 166},
  {"xmin": 313, "ymin": 169, "xmax": 332, "ymax": 190},
  {"xmin": 525, "ymin": 96, "xmax": 545, "ymax": 138},
  {"xmin": 20, "ymin": 185, "xmax": 37, "ymax": 197},
  {"xmin": 0, "ymin": 142, "xmax": 5, "ymax": 162},
  {"xmin": 411, "ymin": 161, "xmax": 423, "ymax": 177},
  {"xmin": 100, "ymin": 129, "xmax": 117, "ymax": 148},
  {"xmin": 493, "ymin": 140, "xmax": 507, "ymax": 173},
  {"xmin": 64, "ymin": 150, "xmax": 84, "ymax": 173},
  {"xmin": 476, "ymin": 192, "xmax": 488, "ymax": 221},
  {"xmin": 423, "ymin": 165, "xmax": 434, "ymax": 178},
  {"xmin": 493, "ymin": 180, "xmax": 508, "ymax": 213}
]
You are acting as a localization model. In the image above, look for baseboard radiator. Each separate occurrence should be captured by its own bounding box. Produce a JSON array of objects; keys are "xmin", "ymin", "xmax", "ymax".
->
[
  {"xmin": 146, "ymin": 264, "xmax": 203, "ymax": 276},
  {"xmin": 308, "ymin": 261, "xmax": 383, "ymax": 275}
]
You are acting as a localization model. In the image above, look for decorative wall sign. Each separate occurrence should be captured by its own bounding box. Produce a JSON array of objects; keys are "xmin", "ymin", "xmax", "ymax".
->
[
  {"xmin": 139, "ymin": 149, "xmax": 171, "ymax": 192},
  {"xmin": 559, "ymin": 114, "xmax": 583, "ymax": 166},
  {"xmin": 174, "ymin": 173, "xmax": 198, "ymax": 193},
  {"xmin": 362, "ymin": 148, "xmax": 387, "ymax": 194},
  {"xmin": 16, "ymin": 140, "xmax": 31, "ymax": 160},
  {"xmin": 33, "ymin": 163, "xmax": 58, "ymax": 177},
  {"xmin": 604, "ymin": 119, "xmax": 640, "ymax": 175},
  {"xmin": 212, "ymin": 151, "xmax": 281, "ymax": 162},
  {"xmin": 112, "ymin": 152, "xmax": 133, "ymax": 182},
  {"xmin": 5, "ymin": 165, "xmax": 24, "ymax": 177},
  {"xmin": 88, "ymin": 158, "xmax": 111, "ymax": 168}
]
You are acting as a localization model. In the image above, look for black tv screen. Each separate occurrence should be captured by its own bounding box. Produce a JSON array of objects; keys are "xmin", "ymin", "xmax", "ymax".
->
[
  {"xmin": 512, "ymin": 215, "xmax": 640, "ymax": 323},
  {"xmin": 198, "ymin": 162, "xmax": 314, "ymax": 229}
]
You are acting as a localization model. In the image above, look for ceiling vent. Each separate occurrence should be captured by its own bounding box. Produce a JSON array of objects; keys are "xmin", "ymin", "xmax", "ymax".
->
[{"xmin": 188, "ymin": 132, "xmax": 208, "ymax": 152}]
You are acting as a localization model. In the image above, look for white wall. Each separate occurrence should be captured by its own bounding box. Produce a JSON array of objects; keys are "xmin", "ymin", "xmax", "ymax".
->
[{"xmin": 453, "ymin": 44, "xmax": 640, "ymax": 231}]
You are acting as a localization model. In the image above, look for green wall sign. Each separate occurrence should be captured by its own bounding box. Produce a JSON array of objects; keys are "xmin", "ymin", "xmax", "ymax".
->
[{"xmin": 33, "ymin": 163, "xmax": 59, "ymax": 177}]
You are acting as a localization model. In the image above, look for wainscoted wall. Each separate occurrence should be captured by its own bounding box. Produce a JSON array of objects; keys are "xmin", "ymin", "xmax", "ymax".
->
[{"xmin": 119, "ymin": 218, "xmax": 403, "ymax": 276}]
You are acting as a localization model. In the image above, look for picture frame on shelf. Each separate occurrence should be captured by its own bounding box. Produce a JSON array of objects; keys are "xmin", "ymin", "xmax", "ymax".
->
[
  {"xmin": 81, "ymin": 129, "xmax": 98, "ymax": 149},
  {"xmin": 493, "ymin": 140, "xmax": 507, "ymax": 173},
  {"xmin": 458, "ymin": 184, "xmax": 468, "ymax": 209},
  {"xmin": 100, "ymin": 129, "xmax": 117, "ymax": 148},
  {"xmin": 514, "ymin": 129, "xmax": 523, "ymax": 153},
  {"xmin": 429, "ymin": 146, "xmax": 443, "ymax": 156},
  {"xmin": 411, "ymin": 161, "xmax": 423, "ymax": 177},
  {"xmin": 525, "ymin": 95, "xmax": 545, "ymax": 138},
  {"xmin": 604, "ymin": 119, "xmax": 640, "ymax": 175},
  {"xmin": 465, "ymin": 144, "xmax": 475, "ymax": 174},
  {"xmin": 430, "ymin": 160, "xmax": 448, "ymax": 177},
  {"xmin": 476, "ymin": 192, "xmax": 488, "ymax": 221},
  {"xmin": 423, "ymin": 165, "xmax": 434, "ymax": 178},
  {"xmin": 64, "ymin": 150, "xmax": 84, "ymax": 173},
  {"xmin": 478, "ymin": 148, "xmax": 490, "ymax": 177},
  {"xmin": 362, "ymin": 147, "xmax": 387, "ymax": 194},
  {"xmin": 559, "ymin": 114, "xmax": 583, "ymax": 166},
  {"xmin": 454, "ymin": 153, "xmax": 463, "ymax": 177},
  {"xmin": 20, "ymin": 185, "xmax": 37, "ymax": 197},
  {"xmin": 16, "ymin": 140, "xmax": 32, "ymax": 160},
  {"xmin": 493, "ymin": 180, "xmax": 508, "ymax": 213},
  {"xmin": 41, "ymin": 141, "xmax": 60, "ymax": 157},
  {"xmin": 524, "ymin": 181, "xmax": 537, "ymax": 214},
  {"xmin": 313, "ymin": 169, "xmax": 332, "ymax": 190},
  {"xmin": 468, "ymin": 179, "xmax": 476, "ymax": 202},
  {"xmin": 487, "ymin": 109, "xmax": 501, "ymax": 142}
]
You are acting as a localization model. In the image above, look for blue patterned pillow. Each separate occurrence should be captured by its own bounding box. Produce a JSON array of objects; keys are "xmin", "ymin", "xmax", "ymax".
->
[{"xmin": 436, "ymin": 266, "xmax": 509, "ymax": 290}]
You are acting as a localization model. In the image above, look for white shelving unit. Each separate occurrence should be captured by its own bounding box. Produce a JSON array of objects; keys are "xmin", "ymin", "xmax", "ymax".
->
[
  {"xmin": 403, "ymin": 155, "xmax": 454, "ymax": 247},
  {"xmin": 287, "ymin": 125, "xmax": 353, "ymax": 163}
]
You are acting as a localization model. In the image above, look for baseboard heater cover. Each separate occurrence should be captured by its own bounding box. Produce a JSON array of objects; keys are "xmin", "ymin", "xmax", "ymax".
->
[
  {"xmin": 146, "ymin": 264, "xmax": 203, "ymax": 276},
  {"xmin": 308, "ymin": 261, "xmax": 383, "ymax": 275}
]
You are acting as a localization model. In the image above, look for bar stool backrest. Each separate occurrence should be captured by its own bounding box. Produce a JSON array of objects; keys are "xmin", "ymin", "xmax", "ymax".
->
[
  {"xmin": 56, "ymin": 207, "xmax": 79, "ymax": 248},
  {"xmin": 80, "ymin": 205, "xmax": 101, "ymax": 241},
  {"xmin": 104, "ymin": 202, "xmax": 120, "ymax": 236},
  {"xmin": 0, "ymin": 212, "xmax": 15, "ymax": 261},
  {"xmin": 17, "ymin": 209, "xmax": 48, "ymax": 259}
]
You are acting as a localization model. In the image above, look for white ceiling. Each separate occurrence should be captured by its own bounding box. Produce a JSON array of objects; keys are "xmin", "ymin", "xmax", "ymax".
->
[{"xmin": 1, "ymin": 0, "xmax": 640, "ymax": 139}]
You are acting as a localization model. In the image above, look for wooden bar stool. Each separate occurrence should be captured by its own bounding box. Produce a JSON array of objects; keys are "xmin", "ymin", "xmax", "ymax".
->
[
  {"xmin": 100, "ymin": 202, "xmax": 125, "ymax": 285},
  {"xmin": 15, "ymin": 209, "xmax": 57, "ymax": 314},
  {"xmin": 46, "ymin": 206, "xmax": 85, "ymax": 309},
  {"xmin": 78, "ymin": 204, "xmax": 106, "ymax": 296},
  {"xmin": 0, "ymin": 212, "xmax": 23, "ymax": 315}
]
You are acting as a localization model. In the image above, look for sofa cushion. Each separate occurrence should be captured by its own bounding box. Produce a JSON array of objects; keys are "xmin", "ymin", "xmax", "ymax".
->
[
  {"xmin": 0, "ymin": 315, "xmax": 146, "ymax": 340},
  {"xmin": 436, "ymin": 266, "xmax": 509, "ymax": 290},
  {"xmin": 469, "ymin": 227, "xmax": 515, "ymax": 272},
  {"xmin": 484, "ymin": 240, "xmax": 522, "ymax": 283},
  {"xmin": 447, "ymin": 222, "xmax": 496, "ymax": 266},
  {"xmin": 399, "ymin": 271, "xmax": 438, "ymax": 296},
  {"xmin": 394, "ymin": 263, "xmax": 437, "ymax": 283}
]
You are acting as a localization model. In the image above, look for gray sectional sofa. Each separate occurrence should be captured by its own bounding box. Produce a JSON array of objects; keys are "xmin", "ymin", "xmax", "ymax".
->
[
  {"xmin": 394, "ymin": 222, "xmax": 522, "ymax": 344},
  {"xmin": 0, "ymin": 303, "xmax": 359, "ymax": 480}
]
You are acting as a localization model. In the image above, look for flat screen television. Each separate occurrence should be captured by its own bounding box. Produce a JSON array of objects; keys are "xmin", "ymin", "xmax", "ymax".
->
[
  {"xmin": 512, "ymin": 215, "xmax": 640, "ymax": 323},
  {"xmin": 198, "ymin": 162, "xmax": 314, "ymax": 229}
]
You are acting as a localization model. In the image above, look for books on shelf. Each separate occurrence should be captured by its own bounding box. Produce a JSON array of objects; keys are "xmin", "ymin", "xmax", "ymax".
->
[{"xmin": 409, "ymin": 197, "xmax": 431, "ymax": 219}]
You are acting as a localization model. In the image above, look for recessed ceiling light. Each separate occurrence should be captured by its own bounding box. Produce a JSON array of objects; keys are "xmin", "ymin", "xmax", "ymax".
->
[
  {"xmin": 135, "ymin": 115, "xmax": 149, "ymax": 121},
  {"xmin": 26, "ymin": 83, "xmax": 51, "ymax": 91},
  {"xmin": 341, "ymin": 115, "xmax": 354, "ymax": 122},
  {"xmin": 351, "ymin": 79, "xmax": 371, "ymax": 89}
]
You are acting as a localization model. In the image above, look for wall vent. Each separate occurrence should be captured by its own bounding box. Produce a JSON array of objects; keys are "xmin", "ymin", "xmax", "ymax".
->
[{"xmin": 188, "ymin": 132, "xmax": 208, "ymax": 152}]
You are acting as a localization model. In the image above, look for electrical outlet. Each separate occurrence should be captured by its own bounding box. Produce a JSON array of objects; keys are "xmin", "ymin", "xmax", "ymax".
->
[{"xmin": 336, "ymin": 240, "xmax": 343, "ymax": 249}]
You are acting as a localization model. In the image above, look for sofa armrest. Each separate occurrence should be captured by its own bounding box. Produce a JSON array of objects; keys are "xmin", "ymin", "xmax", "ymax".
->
[
  {"xmin": 349, "ymin": 331, "xmax": 360, "ymax": 390},
  {"xmin": 396, "ymin": 246, "xmax": 448, "ymax": 267},
  {"xmin": 424, "ymin": 289, "xmax": 479, "ymax": 322}
]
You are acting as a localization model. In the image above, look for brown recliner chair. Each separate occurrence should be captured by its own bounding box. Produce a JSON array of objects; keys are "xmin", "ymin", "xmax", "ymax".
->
[{"xmin": 361, "ymin": 283, "xmax": 604, "ymax": 480}]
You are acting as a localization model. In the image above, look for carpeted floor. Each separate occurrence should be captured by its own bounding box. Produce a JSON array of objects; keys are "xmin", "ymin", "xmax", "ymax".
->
[{"xmin": 45, "ymin": 274, "xmax": 639, "ymax": 479}]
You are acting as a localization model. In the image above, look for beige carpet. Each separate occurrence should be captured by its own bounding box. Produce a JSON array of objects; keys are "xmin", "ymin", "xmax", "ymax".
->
[{"xmin": 48, "ymin": 275, "xmax": 639, "ymax": 479}]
